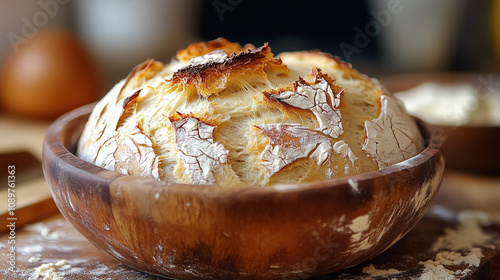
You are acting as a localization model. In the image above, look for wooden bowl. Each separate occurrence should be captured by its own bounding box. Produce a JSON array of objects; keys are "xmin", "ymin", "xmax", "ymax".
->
[
  {"xmin": 42, "ymin": 103, "xmax": 446, "ymax": 279},
  {"xmin": 380, "ymin": 72, "xmax": 500, "ymax": 175}
]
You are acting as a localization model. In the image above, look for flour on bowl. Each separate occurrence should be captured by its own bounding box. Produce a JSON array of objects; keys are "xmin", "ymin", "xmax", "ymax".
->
[{"xmin": 349, "ymin": 214, "xmax": 372, "ymax": 251}]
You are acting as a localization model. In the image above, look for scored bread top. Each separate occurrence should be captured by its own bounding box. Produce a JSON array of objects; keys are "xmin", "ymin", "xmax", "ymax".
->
[{"xmin": 77, "ymin": 38, "xmax": 424, "ymax": 186}]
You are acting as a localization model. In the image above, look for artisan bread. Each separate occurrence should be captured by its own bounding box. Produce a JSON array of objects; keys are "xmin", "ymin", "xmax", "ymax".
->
[{"xmin": 77, "ymin": 38, "xmax": 424, "ymax": 186}]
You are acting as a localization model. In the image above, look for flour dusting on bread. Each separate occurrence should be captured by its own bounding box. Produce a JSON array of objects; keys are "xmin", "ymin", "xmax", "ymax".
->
[{"xmin": 77, "ymin": 38, "xmax": 424, "ymax": 186}]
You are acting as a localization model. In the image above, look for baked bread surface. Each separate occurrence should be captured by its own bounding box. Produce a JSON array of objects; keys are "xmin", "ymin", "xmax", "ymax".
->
[{"xmin": 77, "ymin": 38, "xmax": 424, "ymax": 186}]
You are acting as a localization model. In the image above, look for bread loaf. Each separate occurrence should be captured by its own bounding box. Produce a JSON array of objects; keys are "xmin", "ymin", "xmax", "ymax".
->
[{"xmin": 77, "ymin": 38, "xmax": 424, "ymax": 186}]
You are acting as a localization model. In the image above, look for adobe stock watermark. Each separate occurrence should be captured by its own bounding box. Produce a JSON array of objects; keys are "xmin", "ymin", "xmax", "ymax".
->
[
  {"xmin": 6, "ymin": 165, "xmax": 17, "ymax": 272},
  {"xmin": 476, "ymin": 74, "xmax": 500, "ymax": 100},
  {"xmin": 466, "ymin": 73, "xmax": 500, "ymax": 124},
  {"xmin": 6, "ymin": 0, "xmax": 70, "ymax": 53},
  {"xmin": 212, "ymin": 0, "xmax": 244, "ymax": 21},
  {"xmin": 339, "ymin": 0, "xmax": 405, "ymax": 62}
]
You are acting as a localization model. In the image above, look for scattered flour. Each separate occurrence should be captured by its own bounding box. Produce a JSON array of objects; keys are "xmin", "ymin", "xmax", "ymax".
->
[
  {"xmin": 419, "ymin": 262, "xmax": 468, "ymax": 280},
  {"xmin": 24, "ymin": 222, "xmax": 65, "ymax": 240},
  {"xmin": 40, "ymin": 228, "xmax": 65, "ymax": 240},
  {"xmin": 32, "ymin": 259, "xmax": 71, "ymax": 280},
  {"xmin": 433, "ymin": 248, "xmax": 483, "ymax": 267},
  {"xmin": 431, "ymin": 211, "xmax": 491, "ymax": 251},
  {"xmin": 418, "ymin": 210, "xmax": 492, "ymax": 280},
  {"xmin": 28, "ymin": 256, "xmax": 42, "ymax": 263},
  {"xmin": 419, "ymin": 249, "xmax": 482, "ymax": 280},
  {"xmin": 18, "ymin": 245, "xmax": 44, "ymax": 254},
  {"xmin": 362, "ymin": 264, "xmax": 402, "ymax": 277}
]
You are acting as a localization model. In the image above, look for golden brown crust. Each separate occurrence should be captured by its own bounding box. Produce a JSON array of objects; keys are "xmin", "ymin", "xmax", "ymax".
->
[
  {"xmin": 263, "ymin": 57, "xmax": 290, "ymax": 77},
  {"xmin": 308, "ymin": 51, "xmax": 353, "ymax": 70},
  {"xmin": 121, "ymin": 59, "xmax": 164, "ymax": 94},
  {"xmin": 278, "ymin": 50, "xmax": 373, "ymax": 84},
  {"xmin": 280, "ymin": 50, "xmax": 352, "ymax": 69},
  {"xmin": 167, "ymin": 111, "xmax": 218, "ymax": 127},
  {"xmin": 176, "ymin": 37, "xmax": 254, "ymax": 63},
  {"xmin": 167, "ymin": 43, "xmax": 289, "ymax": 97},
  {"xmin": 117, "ymin": 89, "xmax": 141, "ymax": 129}
]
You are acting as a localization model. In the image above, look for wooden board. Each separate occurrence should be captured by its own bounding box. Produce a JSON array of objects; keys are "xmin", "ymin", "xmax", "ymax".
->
[{"xmin": 0, "ymin": 116, "xmax": 59, "ymax": 233}]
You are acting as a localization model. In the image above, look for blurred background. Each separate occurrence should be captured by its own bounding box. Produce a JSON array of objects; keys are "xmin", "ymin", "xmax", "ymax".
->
[
  {"xmin": 1, "ymin": 1, "xmax": 500, "ymax": 274},
  {"xmin": 0, "ymin": 0, "xmax": 499, "ymax": 118}
]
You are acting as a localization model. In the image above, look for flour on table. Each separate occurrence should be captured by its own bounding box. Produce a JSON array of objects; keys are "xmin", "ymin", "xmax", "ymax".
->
[
  {"xmin": 28, "ymin": 256, "xmax": 42, "ymax": 263},
  {"xmin": 435, "ymin": 248, "xmax": 483, "ymax": 267},
  {"xmin": 32, "ymin": 259, "xmax": 71, "ymax": 280},
  {"xmin": 362, "ymin": 264, "xmax": 402, "ymax": 277},
  {"xmin": 418, "ymin": 210, "xmax": 492, "ymax": 280},
  {"xmin": 431, "ymin": 210, "xmax": 491, "ymax": 251},
  {"xmin": 419, "ymin": 262, "xmax": 469, "ymax": 280},
  {"xmin": 24, "ymin": 222, "xmax": 65, "ymax": 240},
  {"xmin": 18, "ymin": 244, "xmax": 44, "ymax": 254}
]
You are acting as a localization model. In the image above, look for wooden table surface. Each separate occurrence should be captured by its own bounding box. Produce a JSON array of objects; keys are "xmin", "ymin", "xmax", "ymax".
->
[{"xmin": 1, "ymin": 114, "xmax": 500, "ymax": 279}]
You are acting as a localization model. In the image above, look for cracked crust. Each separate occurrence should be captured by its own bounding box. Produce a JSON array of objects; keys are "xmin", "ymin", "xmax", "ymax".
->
[
  {"xmin": 77, "ymin": 38, "xmax": 424, "ymax": 186},
  {"xmin": 262, "ymin": 69, "xmax": 345, "ymax": 138},
  {"xmin": 168, "ymin": 43, "xmax": 289, "ymax": 97},
  {"xmin": 362, "ymin": 95, "xmax": 424, "ymax": 169},
  {"xmin": 117, "ymin": 90, "xmax": 141, "ymax": 129},
  {"xmin": 170, "ymin": 115, "xmax": 229, "ymax": 185},
  {"xmin": 256, "ymin": 124, "xmax": 359, "ymax": 178},
  {"xmin": 114, "ymin": 124, "xmax": 161, "ymax": 180}
]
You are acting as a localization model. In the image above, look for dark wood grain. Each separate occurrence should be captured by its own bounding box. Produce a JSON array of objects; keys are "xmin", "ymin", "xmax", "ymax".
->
[{"xmin": 41, "ymin": 104, "xmax": 446, "ymax": 279}]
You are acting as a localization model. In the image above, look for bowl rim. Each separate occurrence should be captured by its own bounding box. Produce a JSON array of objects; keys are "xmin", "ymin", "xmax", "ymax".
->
[{"xmin": 43, "ymin": 103, "xmax": 446, "ymax": 195}]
